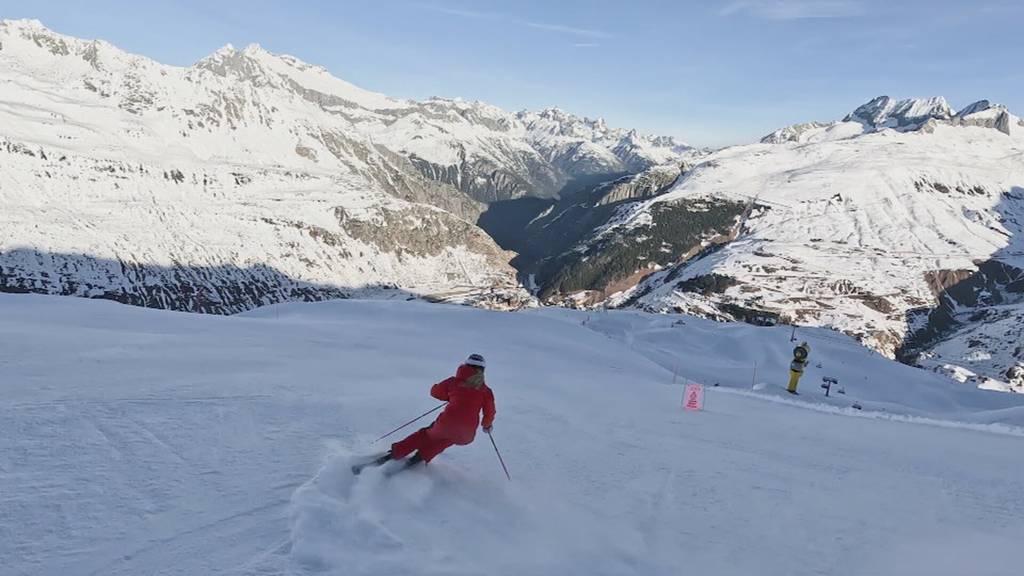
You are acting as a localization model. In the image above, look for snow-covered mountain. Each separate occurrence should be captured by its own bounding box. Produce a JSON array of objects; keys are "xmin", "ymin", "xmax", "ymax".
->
[
  {"xmin": 0, "ymin": 19, "xmax": 687, "ymax": 312},
  {"xmin": 762, "ymin": 96, "xmax": 1021, "ymax": 144},
  {"xmin": 545, "ymin": 97, "xmax": 1024, "ymax": 391},
  {"xmin": 517, "ymin": 107, "xmax": 691, "ymax": 176},
  {"xmin": 845, "ymin": 95, "xmax": 954, "ymax": 131}
]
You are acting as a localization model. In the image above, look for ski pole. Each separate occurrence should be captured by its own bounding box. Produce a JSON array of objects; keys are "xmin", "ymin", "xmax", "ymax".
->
[
  {"xmin": 487, "ymin": 431, "xmax": 511, "ymax": 481},
  {"xmin": 373, "ymin": 403, "xmax": 446, "ymax": 443}
]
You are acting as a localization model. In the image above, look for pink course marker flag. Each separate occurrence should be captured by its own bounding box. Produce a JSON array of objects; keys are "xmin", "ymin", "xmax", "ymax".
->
[{"xmin": 683, "ymin": 383, "xmax": 705, "ymax": 411}]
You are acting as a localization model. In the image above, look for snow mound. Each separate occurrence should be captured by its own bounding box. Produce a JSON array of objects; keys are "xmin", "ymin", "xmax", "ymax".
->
[{"xmin": 288, "ymin": 448, "xmax": 650, "ymax": 576}]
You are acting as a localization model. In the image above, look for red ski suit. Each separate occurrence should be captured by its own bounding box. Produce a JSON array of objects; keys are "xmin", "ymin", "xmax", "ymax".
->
[{"xmin": 391, "ymin": 365, "xmax": 496, "ymax": 463}]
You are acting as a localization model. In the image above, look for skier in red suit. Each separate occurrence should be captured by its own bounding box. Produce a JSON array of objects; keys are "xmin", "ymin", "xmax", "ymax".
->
[{"xmin": 355, "ymin": 354, "xmax": 496, "ymax": 474}]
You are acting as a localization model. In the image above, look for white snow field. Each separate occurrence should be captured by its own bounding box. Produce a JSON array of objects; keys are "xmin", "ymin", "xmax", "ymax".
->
[{"xmin": 3, "ymin": 293, "xmax": 1024, "ymax": 576}]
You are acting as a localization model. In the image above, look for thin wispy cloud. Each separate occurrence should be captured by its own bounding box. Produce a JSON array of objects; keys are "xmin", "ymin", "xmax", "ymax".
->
[
  {"xmin": 720, "ymin": 0, "xmax": 864, "ymax": 20},
  {"xmin": 423, "ymin": 4, "xmax": 611, "ymax": 39},
  {"xmin": 428, "ymin": 6, "xmax": 503, "ymax": 20},
  {"xmin": 573, "ymin": 42, "xmax": 601, "ymax": 49},
  {"xmin": 523, "ymin": 22, "xmax": 608, "ymax": 39}
]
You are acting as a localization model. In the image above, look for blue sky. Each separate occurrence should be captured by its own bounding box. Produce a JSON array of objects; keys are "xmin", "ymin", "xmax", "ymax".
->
[{"xmin": 2, "ymin": 0, "xmax": 1021, "ymax": 147}]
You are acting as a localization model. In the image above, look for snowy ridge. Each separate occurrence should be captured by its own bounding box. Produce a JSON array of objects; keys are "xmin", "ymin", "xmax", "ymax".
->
[
  {"xmin": 760, "ymin": 121, "xmax": 833, "ymax": 144},
  {"xmin": 763, "ymin": 96, "xmax": 1023, "ymax": 144},
  {"xmin": 845, "ymin": 95, "xmax": 954, "ymax": 130},
  {"xmin": 517, "ymin": 107, "xmax": 692, "ymax": 175}
]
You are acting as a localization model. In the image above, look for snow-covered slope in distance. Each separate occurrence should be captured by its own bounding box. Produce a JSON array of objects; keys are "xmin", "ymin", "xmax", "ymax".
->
[
  {"xmin": 601, "ymin": 99, "xmax": 1024, "ymax": 391},
  {"xmin": 917, "ymin": 301, "xmax": 1024, "ymax": 393},
  {"xmin": 2, "ymin": 292, "xmax": 1023, "ymax": 576}
]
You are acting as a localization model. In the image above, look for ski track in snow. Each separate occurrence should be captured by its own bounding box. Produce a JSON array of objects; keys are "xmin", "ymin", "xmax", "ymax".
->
[{"xmin": 2, "ymin": 294, "xmax": 1024, "ymax": 575}]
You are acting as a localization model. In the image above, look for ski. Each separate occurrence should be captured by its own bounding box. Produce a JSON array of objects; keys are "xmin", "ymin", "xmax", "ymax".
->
[
  {"xmin": 351, "ymin": 452, "xmax": 392, "ymax": 475},
  {"xmin": 383, "ymin": 455, "xmax": 424, "ymax": 477}
]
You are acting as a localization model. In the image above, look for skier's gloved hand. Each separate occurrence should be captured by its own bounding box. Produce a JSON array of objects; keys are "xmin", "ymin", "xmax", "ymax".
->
[{"xmin": 483, "ymin": 425, "xmax": 493, "ymax": 434}]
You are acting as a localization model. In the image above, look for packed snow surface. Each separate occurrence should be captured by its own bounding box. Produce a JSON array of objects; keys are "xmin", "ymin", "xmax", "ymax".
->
[{"xmin": 3, "ymin": 293, "xmax": 1024, "ymax": 576}]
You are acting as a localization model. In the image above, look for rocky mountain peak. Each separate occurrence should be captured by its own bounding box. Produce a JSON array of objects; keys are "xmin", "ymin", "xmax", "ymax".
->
[
  {"xmin": 1, "ymin": 18, "xmax": 53, "ymax": 37},
  {"xmin": 194, "ymin": 42, "xmax": 285, "ymax": 77},
  {"xmin": 1, "ymin": 18, "xmax": 77, "ymax": 57},
  {"xmin": 1, "ymin": 19, "xmax": 159, "ymax": 80},
  {"xmin": 193, "ymin": 44, "xmax": 270, "ymax": 83},
  {"xmin": 844, "ymin": 95, "xmax": 953, "ymax": 130},
  {"xmin": 766, "ymin": 95, "xmax": 1019, "ymax": 143},
  {"xmin": 242, "ymin": 42, "xmax": 267, "ymax": 56},
  {"xmin": 892, "ymin": 96, "xmax": 953, "ymax": 123},
  {"xmin": 845, "ymin": 95, "xmax": 895, "ymax": 125},
  {"xmin": 957, "ymin": 99, "xmax": 999, "ymax": 117},
  {"xmin": 953, "ymin": 99, "xmax": 1020, "ymax": 135}
]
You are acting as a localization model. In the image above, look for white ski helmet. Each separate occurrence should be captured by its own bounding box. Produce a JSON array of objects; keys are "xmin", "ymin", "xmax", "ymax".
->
[{"xmin": 465, "ymin": 353, "xmax": 486, "ymax": 369}]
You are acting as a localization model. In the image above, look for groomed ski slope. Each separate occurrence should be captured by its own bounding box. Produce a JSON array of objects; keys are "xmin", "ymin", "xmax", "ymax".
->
[{"xmin": 2, "ymin": 293, "xmax": 1024, "ymax": 576}]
